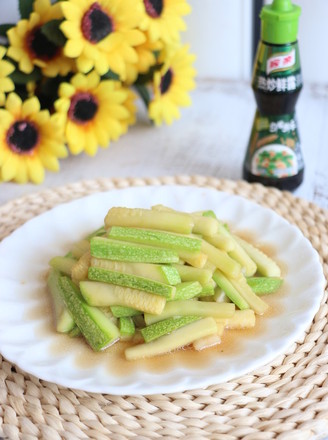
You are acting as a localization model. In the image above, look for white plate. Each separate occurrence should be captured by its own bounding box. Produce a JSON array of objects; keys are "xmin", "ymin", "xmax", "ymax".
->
[{"xmin": 0, "ymin": 185, "xmax": 325, "ymax": 395}]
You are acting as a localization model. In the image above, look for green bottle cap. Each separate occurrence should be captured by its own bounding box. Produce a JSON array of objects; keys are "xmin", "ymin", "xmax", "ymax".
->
[{"xmin": 261, "ymin": 0, "xmax": 301, "ymax": 45}]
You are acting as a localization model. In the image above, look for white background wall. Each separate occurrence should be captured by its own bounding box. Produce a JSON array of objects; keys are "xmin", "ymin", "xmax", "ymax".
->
[
  {"xmin": 185, "ymin": 0, "xmax": 328, "ymax": 84},
  {"xmin": 274, "ymin": 0, "xmax": 328, "ymax": 85},
  {"xmin": 182, "ymin": 0, "xmax": 253, "ymax": 81},
  {"xmin": 0, "ymin": 0, "xmax": 327, "ymax": 84}
]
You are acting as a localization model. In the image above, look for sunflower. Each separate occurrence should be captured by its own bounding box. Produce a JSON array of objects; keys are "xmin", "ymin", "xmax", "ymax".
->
[
  {"xmin": 120, "ymin": 88, "xmax": 137, "ymax": 134},
  {"xmin": 0, "ymin": 93, "xmax": 67, "ymax": 184},
  {"xmin": 60, "ymin": 0, "xmax": 146, "ymax": 80},
  {"xmin": 140, "ymin": 0, "xmax": 191, "ymax": 43},
  {"xmin": 7, "ymin": 0, "xmax": 74, "ymax": 77},
  {"xmin": 125, "ymin": 31, "xmax": 163, "ymax": 85},
  {"xmin": 54, "ymin": 71, "xmax": 132, "ymax": 156},
  {"xmin": 148, "ymin": 45, "xmax": 196, "ymax": 126},
  {"xmin": 0, "ymin": 46, "xmax": 15, "ymax": 106}
]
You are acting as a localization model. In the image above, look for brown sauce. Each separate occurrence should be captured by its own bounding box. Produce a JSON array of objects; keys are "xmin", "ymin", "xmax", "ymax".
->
[{"xmin": 25, "ymin": 230, "xmax": 287, "ymax": 376}]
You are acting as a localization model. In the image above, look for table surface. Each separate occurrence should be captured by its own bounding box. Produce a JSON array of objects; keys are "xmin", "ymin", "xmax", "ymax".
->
[{"xmin": 1, "ymin": 79, "xmax": 328, "ymax": 209}]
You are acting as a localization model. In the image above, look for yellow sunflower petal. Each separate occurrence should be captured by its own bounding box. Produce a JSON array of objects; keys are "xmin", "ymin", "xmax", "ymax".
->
[
  {"xmin": 1, "ymin": 152, "xmax": 19, "ymax": 182},
  {"xmin": 70, "ymin": 0, "xmax": 89, "ymax": 7},
  {"xmin": 105, "ymin": 119, "xmax": 123, "ymax": 140},
  {"xmin": 86, "ymin": 71, "xmax": 101, "ymax": 89},
  {"xmin": 76, "ymin": 54, "xmax": 94, "ymax": 73},
  {"xmin": 82, "ymin": 43, "xmax": 98, "ymax": 61},
  {"xmin": 0, "ymin": 78, "xmax": 14, "ymax": 93},
  {"xmin": 101, "ymin": 104, "xmax": 129, "ymax": 120},
  {"xmin": 94, "ymin": 57, "xmax": 110, "ymax": 76},
  {"xmin": 84, "ymin": 130, "xmax": 98, "ymax": 156},
  {"xmin": 71, "ymin": 73, "xmax": 88, "ymax": 90},
  {"xmin": 0, "ymin": 46, "xmax": 6, "ymax": 58},
  {"xmin": 119, "ymin": 44, "xmax": 138, "ymax": 64},
  {"xmin": 34, "ymin": 0, "xmax": 51, "ymax": 16},
  {"xmin": 0, "ymin": 146, "xmax": 10, "ymax": 166},
  {"xmin": 97, "ymin": 87, "xmax": 126, "ymax": 104},
  {"xmin": 44, "ymin": 140, "xmax": 68, "ymax": 158},
  {"xmin": 50, "ymin": 112, "xmax": 67, "ymax": 132},
  {"xmin": 0, "ymin": 109, "xmax": 14, "ymax": 128},
  {"xmin": 14, "ymin": 160, "xmax": 28, "ymax": 184},
  {"xmin": 60, "ymin": 20, "xmax": 81, "ymax": 39},
  {"xmin": 60, "ymin": 82, "xmax": 76, "ymax": 98},
  {"xmin": 38, "ymin": 149, "xmax": 60, "ymax": 172},
  {"xmin": 54, "ymin": 97, "xmax": 71, "ymax": 114},
  {"xmin": 27, "ymin": 156, "xmax": 45, "ymax": 184},
  {"xmin": 61, "ymin": 1, "xmax": 84, "ymax": 21},
  {"xmin": 19, "ymin": 55, "xmax": 35, "ymax": 74},
  {"xmin": 32, "ymin": 110, "xmax": 50, "ymax": 127},
  {"xmin": 0, "ymin": 60, "xmax": 15, "ymax": 76},
  {"xmin": 100, "ymin": 33, "xmax": 123, "ymax": 51},
  {"xmin": 29, "ymin": 13, "xmax": 40, "ymax": 30},
  {"xmin": 15, "ymin": 20, "xmax": 29, "ymax": 38},
  {"xmin": 64, "ymin": 39, "xmax": 85, "ymax": 58},
  {"xmin": 34, "ymin": 60, "xmax": 47, "ymax": 69},
  {"xmin": 22, "ymin": 97, "xmax": 41, "ymax": 117},
  {"xmin": 107, "ymin": 52, "xmax": 126, "ymax": 78},
  {"xmin": 6, "ymin": 93, "xmax": 22, "ymax": 115},
  {"xmin": 124, "ymin": 29, "xmax": 146, "ymax": 46},
  {"xmin": 6, "ymin": 29, "xmax": 22, "ymax": 47},
  {"xmin": 7, "ymin": 46, "xmax": 25, "ymax": 62},
  {"xmin": 66, "ymin": 122, "xmax": 84, "ymax": 154},
  {"xmin": 94, "ymin": 123, "xmax": 109, "ymax": 147}
]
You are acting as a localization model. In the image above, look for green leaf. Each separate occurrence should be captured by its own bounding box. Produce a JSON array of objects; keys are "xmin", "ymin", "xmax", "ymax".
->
[
  {"xmin": 0, "ymin": 24, "xmax": 15, "ymax": 37},
  {"xmin": 36, "ymin": 74, "xmax": 72, "ymax": 109},
  {"xmin": 40, "ymin": 19, "xmax": 66, "ymax": 47},
  {"xmin": 134, "ymin": 84, "xmax": 151, "ymax": 108},
  {"xmin": 101, "ymin": 70, "xmax": 120, "ymax": 81},
  {"xmin": 135, "ymin": 63, "xmax": 163, "ymax": 85},
  {"xmin": 19, "ymin": 0, "xmax": 34, "ymax": 19},
  {"xmin": 10, "ymin": 67, "xmax": 42, "ymax": 85},
  {"xmin": 14, "ymin": 84, "xmax": 29, "ymax": 101},
  {"xmin": 153, "ymin": 50, "xmax": 161, "ymax": 60}
]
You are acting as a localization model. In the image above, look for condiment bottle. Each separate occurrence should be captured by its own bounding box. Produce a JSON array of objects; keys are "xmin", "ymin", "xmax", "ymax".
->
[{"xmin": 243, "ymin": 0, "xmax": 304, "ymax": 191}]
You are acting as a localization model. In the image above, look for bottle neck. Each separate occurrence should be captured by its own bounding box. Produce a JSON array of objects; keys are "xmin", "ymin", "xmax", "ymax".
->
[{"xmin": 260, "ymin": 40, "xmax": 298, "ymax": 48}]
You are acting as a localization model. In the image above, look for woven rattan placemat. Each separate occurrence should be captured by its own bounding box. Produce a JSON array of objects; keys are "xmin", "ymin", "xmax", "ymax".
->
[{"xmin": 0, "ymin": 175, "xmax": 328, "ymax": 440}]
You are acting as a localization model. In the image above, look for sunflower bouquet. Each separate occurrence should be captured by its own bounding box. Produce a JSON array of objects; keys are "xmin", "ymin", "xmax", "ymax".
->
[{"xmin": 0, "ymin": 0, "xmax": 196, "ymax": 184}]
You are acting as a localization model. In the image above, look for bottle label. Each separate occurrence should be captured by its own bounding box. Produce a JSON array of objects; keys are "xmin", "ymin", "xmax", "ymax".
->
[
  {"xmin": 253, "ymin": 42, "xmax": 302, "ymax": 94},
  {"xmin": 244, "ymin": 112, "xmax": 304, "ymax": 179},
  {"xmin": 266, "ymin": 49, "xmax": 295, "ymax": 75}
]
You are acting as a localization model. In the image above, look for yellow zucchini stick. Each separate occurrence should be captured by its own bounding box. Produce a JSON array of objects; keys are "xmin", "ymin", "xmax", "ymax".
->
[
  {"xmin": 216, "ymin": 309, "xmax": 256, "ymax": 329},
  {"xmin": 216, "ymin": 224, "xmax": 257, "ymax": 277},
  {"xmin": 71, "ymin": 251, "xmax": 91, "ymax": 283},
  {"xmin": 192, "ymin": 323, "xmax": 225, "ymax": 351},
  {"xmin": 144, "ymin": 300, "xmax": 235, "ymax": 325},
  {"xmin": 229, "ymin": 276, "xmax": 269, "ymax": 315},
  {"xmin": 151, "ymin": 204, "xmax": 219, "ymax": 236},
  {"xmin": 105, "ymin": 207, "xmax": 194, "ymax": 234},
  {"xmin": 201, "ymin": 240, "xmax": 241, "ymax": 278},
  {"xmin": 80, "ymin": 281, "xmax": 166, "ymax": 315},
  {"xmin": 204, "ymin": 233, "xmax": 235, "ymax": 252},
  {"xmin": 125, "ymin": 317, "xmax": 218, "ymax": 360},
  {"xmin": 233, "ymin": 235, "xmax": 281, "ymax": 277}
]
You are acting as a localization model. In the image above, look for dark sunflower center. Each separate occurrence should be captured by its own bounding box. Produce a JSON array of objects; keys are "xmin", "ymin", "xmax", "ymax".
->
[
  {"xmin": 7, "ymin": 120, "xmax": 39, "ymax": 154},
  {"xmin": 68, "ymin": 92, "xmax": 99, "ymax": 124},
  {"xmin": 81, "ymin": 2, "xmax": 113, "ymax": 44},
  {"xmin": 27, "ymin": 27, "xmax": 59, "ymax": 60},
  {"xmin": 160, "ymin": 68, "xmax": 173, "ymax": 94},
  {"xmin": 144, "ymin": 0, "xmax": 163, "ymax": 18}
]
